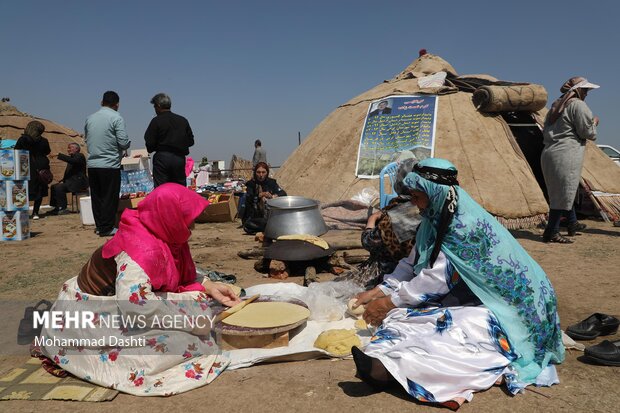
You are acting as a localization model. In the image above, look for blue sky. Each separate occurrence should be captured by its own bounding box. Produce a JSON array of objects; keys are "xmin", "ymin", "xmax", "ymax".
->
[{"xmin": 2, "ymin": 0, "xmax": 619, "ymax": 166}]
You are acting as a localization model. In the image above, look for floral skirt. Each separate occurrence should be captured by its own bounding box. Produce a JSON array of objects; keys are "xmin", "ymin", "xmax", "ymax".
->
[{"xmin": 37, "ymin": 277, "xmax": 228, "ymax": 396}]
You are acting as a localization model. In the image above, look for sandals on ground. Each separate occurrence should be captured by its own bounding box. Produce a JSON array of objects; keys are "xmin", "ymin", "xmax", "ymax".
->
[
  {"xmin": 567, "ymin": 222, "xmax": 587, "ymax": 236},
  {"xmin": 543, "ymin": 233, "xmax": 574, "ymax": 244}
]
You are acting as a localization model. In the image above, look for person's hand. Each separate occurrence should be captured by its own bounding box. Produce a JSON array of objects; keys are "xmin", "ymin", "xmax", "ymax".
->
[
  {"xmin": 366, "ymin": 211, "xmax": 382, "ymax": 229},
  {"xmin": 362, "ymin": 296, "xmax": 396, "ymax": 327},
  {"xmin": 593, "ymin": 116, "xmax": 600, "ymax": 126},
  {"xmin": 202, "ymin": 280, "xmax": 242, "ymax": 307},
  {"xmin": 353, "ymin": 287, "xmax": 385, "ymax": 308}
]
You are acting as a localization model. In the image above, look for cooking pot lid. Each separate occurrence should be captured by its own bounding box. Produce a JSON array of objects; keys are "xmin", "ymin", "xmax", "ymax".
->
[{"xmin": 264, "ymin": 239, "xmax": 335, "ymax": 261}]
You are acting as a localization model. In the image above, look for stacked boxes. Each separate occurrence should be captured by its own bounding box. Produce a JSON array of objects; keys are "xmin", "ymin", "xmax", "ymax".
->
[{"xmin": 0, "ymin": 149, "xmax": 30, "ymax": 241}]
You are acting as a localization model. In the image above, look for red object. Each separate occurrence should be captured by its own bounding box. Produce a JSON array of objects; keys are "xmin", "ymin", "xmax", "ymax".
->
[
  {"xmin": 185, "ymin": 156, "xmax": 195, "ymax": 177},
  {"xmin": 102, "ymin": 183, "xmax": 209, "ymax": 293},
  {"xmin": 419, "ymin": 48, "xmax": 427, "ymax": 57}
]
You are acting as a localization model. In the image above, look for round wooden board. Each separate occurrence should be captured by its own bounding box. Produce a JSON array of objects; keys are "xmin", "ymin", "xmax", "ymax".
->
[{"xmin": 213, "ymin": 295, "xmax": 310, "ymax": 336}]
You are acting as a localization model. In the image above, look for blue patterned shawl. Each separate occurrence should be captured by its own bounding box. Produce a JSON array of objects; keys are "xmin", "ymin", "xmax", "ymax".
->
[{"xmin": 403, "ymin": 158, "xmax": 564, "ymax": 383}]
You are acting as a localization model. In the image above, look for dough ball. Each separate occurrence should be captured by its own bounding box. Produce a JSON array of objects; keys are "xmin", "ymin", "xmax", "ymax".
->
[
  {"xmin": 354, "ymin": 319, "xmax": 367, "ymax": 330},
  {"xmin": 314, "ymin": 329, "xmax": 361, "ymax": 356},
  {"xmin": 347, "ymin": 298, "xmax": 365, "ymax": 317}
]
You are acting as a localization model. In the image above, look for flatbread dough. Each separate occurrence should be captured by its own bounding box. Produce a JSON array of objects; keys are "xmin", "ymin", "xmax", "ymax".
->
[
  {"xmin": 314, "ymin": 329, "xmax": 361, "ymax": 356},
  {"xmin": 222, "ymin": 302, "xmax": 310, "ymax": 328}
]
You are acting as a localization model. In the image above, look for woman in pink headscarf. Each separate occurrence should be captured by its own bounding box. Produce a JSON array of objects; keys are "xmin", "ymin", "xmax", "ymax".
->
[{"xmin": 35, "ymin": 184, "xmax": 241, "ymax": 396}]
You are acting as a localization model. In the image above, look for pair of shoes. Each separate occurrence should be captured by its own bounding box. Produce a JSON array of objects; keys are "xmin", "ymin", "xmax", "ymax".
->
[
  {"xmin": 583, "ymin": 340, "xmax": 620, "ymax": 366},
  {"xmin": 31, "ymin": 214, "xmax": 40, "ymax": 220},
  {"xmin": 567, "ymin": 222, "xmax": 587, "ymax": 236},
  {"xmin": 99, "ymin": 228, "xmax": 118, "ymax": 237},
  {"xmin": 565, "ymin": 313, "xmax": 620, "ymax": 340},
  {"xmin": 351, "ymin": 346, "xmax": 394, "ymax": 390},
  {"xmin": 542, "ymin": 232, "xmax": 573, "ymax": 243}
]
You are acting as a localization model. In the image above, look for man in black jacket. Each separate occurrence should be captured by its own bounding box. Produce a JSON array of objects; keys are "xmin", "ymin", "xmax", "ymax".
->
[
  {"xmin": 144, "ymin": 93, "xmax": 194, "ymax": 187},
  {"xmin": 49, "ymin": 142, "xmax": 89, "ymax": 215}
]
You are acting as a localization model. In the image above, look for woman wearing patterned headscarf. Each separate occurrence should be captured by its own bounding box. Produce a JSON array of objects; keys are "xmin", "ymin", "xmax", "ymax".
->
[
  {"xmin": 352, "ymin": 158, "xmax": 564, "ymax": 409},
  {"xmin": 541, "ymin": 77, "xmax": 599, "ymax": 243},
  {"xmin": 336, "ymin": 158, "xmax": 420, "ymax": 289},
  {"xmin": 15, "ymin": 120, "xmax": 51, "ymax": 219}
]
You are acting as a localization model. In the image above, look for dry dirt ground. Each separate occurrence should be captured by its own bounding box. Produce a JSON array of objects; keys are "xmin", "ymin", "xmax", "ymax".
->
[{"xmin": 0, "ymin": 211, "xmax": 618, "ymax": 412}]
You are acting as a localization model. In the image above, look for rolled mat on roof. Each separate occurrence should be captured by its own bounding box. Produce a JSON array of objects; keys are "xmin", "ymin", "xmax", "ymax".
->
[{"xmin": 473, "ymin": 84, "xmax": 547, "ymax": 112}]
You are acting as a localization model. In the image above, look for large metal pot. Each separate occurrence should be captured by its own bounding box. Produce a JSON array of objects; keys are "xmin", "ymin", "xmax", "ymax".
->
[{"xmin": 264, "ymin": 196, "xmax": 328, "ymax": 239}]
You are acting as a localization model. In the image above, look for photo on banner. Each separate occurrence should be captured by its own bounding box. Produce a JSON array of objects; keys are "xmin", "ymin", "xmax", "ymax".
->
[{"xmin": 355, "ymin": 95, "xmax": 438, "ymax": 178}]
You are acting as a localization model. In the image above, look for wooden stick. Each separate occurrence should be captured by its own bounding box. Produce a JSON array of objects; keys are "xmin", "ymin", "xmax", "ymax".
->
[{"xmin": 237, "ymin": 240, "xmax": 363, "ymax": 260}]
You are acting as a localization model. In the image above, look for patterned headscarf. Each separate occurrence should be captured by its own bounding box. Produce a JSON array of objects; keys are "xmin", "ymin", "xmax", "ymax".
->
[
  {"xmin": 546, "ymin": 76, "xmax": 598, "ymax": 125},
  {"xmin": 393, "ymin": 158, "xmax": 418, "ymax": 196},
  {"xmin": 403, "ymin": 158, "xmax": 564, "ymax": 384}
]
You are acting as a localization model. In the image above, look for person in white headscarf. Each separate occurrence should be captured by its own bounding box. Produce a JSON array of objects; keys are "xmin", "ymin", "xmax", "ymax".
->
[
  {"xmin": 195, "ymin": 164, "xmax": 211, "ymax": 187},
  {"xmin": 541, "ymin": 76, "xmax": 599, "ymax": 244}
]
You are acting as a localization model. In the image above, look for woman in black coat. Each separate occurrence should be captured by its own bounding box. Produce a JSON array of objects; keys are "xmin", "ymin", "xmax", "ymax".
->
[
  {"xmin": 15, "ymin": 120, "xmax": 51, "ymax": 219},
  {"xmin": 241, "ymin": 162, "xmax": 286, "ymax": 234}
]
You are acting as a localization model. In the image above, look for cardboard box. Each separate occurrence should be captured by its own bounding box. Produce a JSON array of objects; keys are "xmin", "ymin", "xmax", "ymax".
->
[
  {"xmin": 0, "ymin": 149, "xmax": 16, "ymax": 180},
  {"xmin": 1, "ymin": 210, "xmax": 30, "ymax": 241},
  {"xmin": 121, "ymin": 156, "xmax": 150, "ymax": 171},
  {"xmin": 0, "ymin": 181, "xmax": 7, "ymax": 210},
  {"xmin": 118, "ymin": 196, "xmax": 146, "ymax": 211},
  {"xmin": 130, "ymin": 149, "xmax": 149, "ymax": 158},
  {"xmin": 196, "ymin": 193, "xmax": 237, "ymax": 223},
  {"xmin": 15, "ymin": 150, "xmax": 30, "ymax": 180},
  {"xmin": 0, "ymin": 149, "xmax": 29, "ymax": 180},
  {"xmin": 4, "ymin": 180, "xmax": 29, "ymax": 211}
]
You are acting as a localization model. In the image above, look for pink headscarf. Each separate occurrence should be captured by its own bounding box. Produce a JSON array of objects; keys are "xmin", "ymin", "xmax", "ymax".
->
[
  {"xmin": 102, "ymin": 183, "xmax": 209, "ymax": 293},
  {"xmin": 185, "ymin": 157, "xmax": 195, "ymax": 177}
]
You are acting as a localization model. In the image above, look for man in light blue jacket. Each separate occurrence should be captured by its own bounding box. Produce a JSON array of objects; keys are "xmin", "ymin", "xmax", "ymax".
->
[{"xmin": 85, "ymin": 91, "xmax": 130, "ymax": 237}]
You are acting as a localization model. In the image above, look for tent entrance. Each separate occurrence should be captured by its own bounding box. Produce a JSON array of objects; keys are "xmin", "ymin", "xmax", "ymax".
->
[{"xmin": 501, "ymin": 112, "xmax": 548, "ymax": 201}]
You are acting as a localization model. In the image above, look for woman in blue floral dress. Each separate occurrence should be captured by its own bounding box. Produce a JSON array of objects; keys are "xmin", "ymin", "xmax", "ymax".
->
[{"xmin": 353, "ymin": 158, "xmax": 564, "ymax": 409}]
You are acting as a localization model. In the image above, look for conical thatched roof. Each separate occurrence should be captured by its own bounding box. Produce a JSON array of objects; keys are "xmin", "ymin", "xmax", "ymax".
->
[
  {"xmin": 277, "ymin": 54, "xmax": 620, "ymax": 227},
  {"xmin": 1, "ymin": 101, "xmax": 85, "ymax": 202}
]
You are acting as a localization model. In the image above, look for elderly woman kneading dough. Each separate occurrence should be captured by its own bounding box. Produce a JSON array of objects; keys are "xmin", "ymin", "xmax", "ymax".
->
[
  {"xmin": 34, "ymin": 184, "xmax": 240, "ymax": 396},
  {"xmin": 351, "ymin": 158, "xmax": 564, "ymax": 409}
]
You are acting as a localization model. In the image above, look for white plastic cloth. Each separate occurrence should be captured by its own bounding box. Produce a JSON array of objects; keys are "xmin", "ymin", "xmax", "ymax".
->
[
  {"xmin": 224, "ymin": 283, "xmax": 370, "ymax": 370},
  {"xmin": 351, "ymin": 187, "xmax": 379, "ymax": 206}
]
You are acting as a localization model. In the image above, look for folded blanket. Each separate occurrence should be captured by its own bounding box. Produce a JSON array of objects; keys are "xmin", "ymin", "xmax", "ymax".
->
[{"xmin": 321, "ymin": 200, "xmax": 376, "ymax": 230}]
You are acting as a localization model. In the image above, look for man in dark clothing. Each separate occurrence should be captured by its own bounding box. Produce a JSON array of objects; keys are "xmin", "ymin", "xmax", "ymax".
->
[
  {"xmin": 144, "ymin": 93, "xmax": 194, "ymax": 187},
  {"xmin": 49, "ymin": 142, "xmax": 89, "ymax": 215}
]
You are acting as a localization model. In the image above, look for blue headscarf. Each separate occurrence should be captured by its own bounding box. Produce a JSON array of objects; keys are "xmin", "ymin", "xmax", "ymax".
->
[{"xmin": 403, "ymin": 158, "xmax": 564, "ymax": 383}]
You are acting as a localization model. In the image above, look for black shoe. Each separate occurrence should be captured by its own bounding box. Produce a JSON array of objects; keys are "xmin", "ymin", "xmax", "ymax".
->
[
  {"xmin": 17, "ymin": 300, "xmax": 53, "ymax": 345},
  {"xmin": 567, "ymin": 222, "xmax": 587, "ymax": 236},
  {"xmin": 99, "ymin": 228, "xmax": 118, "ymax": 237},
  {"xmin": 583, "ymin": 340, "xmax": 620, "ymax": 366},
  {"xmin": 566, "ymin": 313, "xmax": 620, "ymax": 340},
  {"xmin": 56, "ymin": 208, "xmax": 70, "ymax": 216},
  {"xmin": 542, "ymin": 232, "xmax": 573, "ymax": 244},
  {"xmin": 47, "ymin": 208, "xmax": 59, "ymax": 216},
  {"xmin": 351, "ymin": 346, "xmax": 394, "ymax": 390}
]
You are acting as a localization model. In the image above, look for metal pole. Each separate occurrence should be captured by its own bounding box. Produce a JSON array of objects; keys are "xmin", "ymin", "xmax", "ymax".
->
[{"xmin": 298, "ymin": 131, "xmax": 301, "ymax": 146}]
